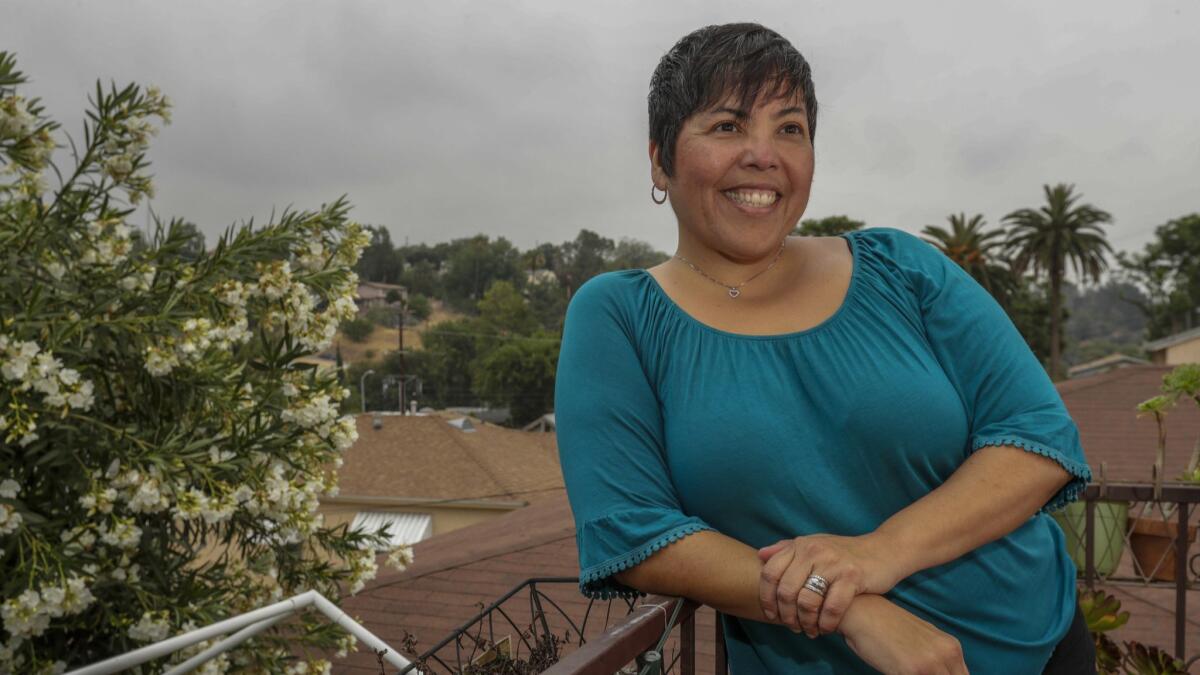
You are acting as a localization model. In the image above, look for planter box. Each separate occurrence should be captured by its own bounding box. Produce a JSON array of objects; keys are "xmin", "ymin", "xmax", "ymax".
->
[
  {"xmin": 1051, "ymin": 500, "xmax": 1127, "ymax": 576},
  {"xmin": 1127, "ymin": 516, "xmax": 1198, "ymax": 582}
]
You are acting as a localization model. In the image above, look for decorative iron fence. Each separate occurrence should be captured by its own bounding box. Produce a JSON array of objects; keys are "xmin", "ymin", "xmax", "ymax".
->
[
  {"xmin": 392, "ymin": 578, "xmax": 726, "ymax": 675},
  {"xmin": 1055, "ymin": 481, "xmax": 1200, "ymax": 661}
]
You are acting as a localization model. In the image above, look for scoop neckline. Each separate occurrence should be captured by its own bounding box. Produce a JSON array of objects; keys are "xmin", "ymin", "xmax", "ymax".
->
[{"xmin": 636, "ymin": 231, "xmax": 862, "ymax": 341}]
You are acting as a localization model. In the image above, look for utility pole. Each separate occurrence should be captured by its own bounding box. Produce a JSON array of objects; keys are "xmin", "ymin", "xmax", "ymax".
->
[{"xmin": 397, "ymin": 297, "xmax": 407, "ymax": 414}]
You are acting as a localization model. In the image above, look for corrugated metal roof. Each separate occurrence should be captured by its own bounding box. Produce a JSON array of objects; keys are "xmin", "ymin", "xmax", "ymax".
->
[
  {"xmin": 1144, "ymin": 325, "xmax": 1200, "ymax": 352},
  {"xmin": 350, "ymin": 511, "xmax": 433, "ymax": 547}
]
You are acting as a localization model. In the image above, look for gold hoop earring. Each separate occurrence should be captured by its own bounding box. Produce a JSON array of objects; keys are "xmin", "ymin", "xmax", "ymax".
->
[{"xmin": 651, "ymin": 185, "xmax": 667, "ymax": 205}]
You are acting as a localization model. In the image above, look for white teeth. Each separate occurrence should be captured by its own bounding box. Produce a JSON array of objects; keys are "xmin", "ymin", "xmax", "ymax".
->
[{"xmin": 724, "ymin": 190, "xmax": 778, "ymax": 207}]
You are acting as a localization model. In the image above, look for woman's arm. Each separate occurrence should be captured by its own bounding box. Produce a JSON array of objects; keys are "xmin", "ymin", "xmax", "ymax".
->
[
  {"xmin": 616, "ymin": 529, "xmax": 969, "ymax": 674},
  {"xmin": 757, "ymin": 444, "xmax": 1071, "ymax": 636},
  {"xmin": 870, "ymin": 442, "xmax": 1071, "ymax": 585}
]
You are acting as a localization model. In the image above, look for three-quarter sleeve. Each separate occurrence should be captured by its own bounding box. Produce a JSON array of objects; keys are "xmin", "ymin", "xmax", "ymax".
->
[
  {"xmin": 555, "ymin": 275, "xmax": 714, "ymax": 599},
  {"xmin": 889, "ymin": 229, "xmax": 1092, "ymax": 512}
]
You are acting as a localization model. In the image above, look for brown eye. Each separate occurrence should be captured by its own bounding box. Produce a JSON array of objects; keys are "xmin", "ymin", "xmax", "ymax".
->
[
  {"xmin": 782, "ymin": 123, "xmax": 805, "ymax": 136},
  {"xmin": 715, "ymin": 121, "xmax": 738, "ymax": 132}
]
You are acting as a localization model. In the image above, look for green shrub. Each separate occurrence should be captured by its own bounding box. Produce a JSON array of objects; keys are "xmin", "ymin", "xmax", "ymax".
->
[
  {"xmin": 341, "ymin": 316, "xmax": 375, "ymax": 342},
  {"xmin": 0, "ymin": 53, "xmax": 410, "ymax": 672}
]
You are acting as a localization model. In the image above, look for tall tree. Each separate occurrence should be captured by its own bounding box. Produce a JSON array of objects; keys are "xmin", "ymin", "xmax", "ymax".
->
[
  {"xmin": 611, "ymin": 238, "xmax": 669, "ymax": 270},
  {"xmin": 791, "ymin": 215, "xmax": 864, "ymax": 237},
  {"xmin": 356, "ymin": 224, "xmax": 402, "ymax": 283},
  {"xmin": 1003, "ymin": 183, "xmax": 1113, "ymax": 380},
  {"xmin": 1116, "ymin": 213, "xmax": 1200, "ymax": 339},
  {"xmin": 442, "ymin": 235, "xmax": 523, "ymax": 311},
  {"xmin": 556, "ymin": 229, "xmax": 614, "ymax": 296},
  {"xmin": 921, "ymin": 213, "xmax": 1014, "ymax": 307}
]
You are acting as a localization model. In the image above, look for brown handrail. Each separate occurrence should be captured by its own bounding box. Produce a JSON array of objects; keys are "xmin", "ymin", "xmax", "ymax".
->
[{"xmin": 541, "ymin": 596, "xmax": 698, "ymax": 675}]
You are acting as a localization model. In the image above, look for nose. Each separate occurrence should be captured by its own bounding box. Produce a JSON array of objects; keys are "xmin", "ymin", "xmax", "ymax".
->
[{"xmin": 738, "ymin": 132, "xmax": 780, "ymax": 171}]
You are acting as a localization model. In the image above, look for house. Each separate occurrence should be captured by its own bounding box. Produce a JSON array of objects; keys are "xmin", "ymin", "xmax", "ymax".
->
[
  {"xmin": 1144, "ymin": 326, "xmax": 1200, "ymax": 366},
  {"xmin": 355, "ymin": 281, "xmax": 408, "ymax": 312},
  {"xmin": 321, "ymin": 411, "xmax": 565, "ymax": 547}
]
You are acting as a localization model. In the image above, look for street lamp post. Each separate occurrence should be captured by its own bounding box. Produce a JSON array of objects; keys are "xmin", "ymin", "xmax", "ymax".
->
[{"xmin": 360, "ymin": 369, "xmax": 375, "ymax": 414}]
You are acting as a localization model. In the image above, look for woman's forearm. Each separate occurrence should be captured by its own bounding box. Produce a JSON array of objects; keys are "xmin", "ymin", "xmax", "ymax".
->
[
  {"xmin": 613, "ymin": 529, "xmax": 772, "ymax": 622},
  {"xmin": 868, "ymin": 444, "xmax": 1072, "ymax": 586}
]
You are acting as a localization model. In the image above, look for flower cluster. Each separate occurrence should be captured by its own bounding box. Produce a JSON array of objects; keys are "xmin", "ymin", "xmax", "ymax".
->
[
  {"xmin": 345, "ymin": 548, "xmax": 379, "ymax": 595},
  {"xmin": 0, "ymin": 336, "xmax": 94, "ymax": 445},
  {"xmin": 1, "ymin": 577, "xmax": 96, "ymax": 639},
  {"xmin": 0, "ymin": 92, "xmax": 55, "ymax": 171},
  {"xmin": 127, "ymin": 610, "xmax": 171, "ymax": 643}
]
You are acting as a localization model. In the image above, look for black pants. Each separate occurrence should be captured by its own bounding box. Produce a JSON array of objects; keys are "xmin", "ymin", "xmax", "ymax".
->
[{"xmin": 1042, "ymin": 604, "xmax": 1097, "ymax": 674}]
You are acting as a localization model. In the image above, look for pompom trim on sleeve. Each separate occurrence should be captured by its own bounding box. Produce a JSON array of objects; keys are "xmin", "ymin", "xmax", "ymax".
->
[
  {"xmin": 970, "ymin": 436, "xmax": 1093, "ymax": 513},
  {"xmin": 578, "ymin": 521, "xmax": 714, "ymax": 600}
]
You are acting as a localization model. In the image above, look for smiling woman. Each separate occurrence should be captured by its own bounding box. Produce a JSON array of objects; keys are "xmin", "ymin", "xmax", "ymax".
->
[{"xmin": 555, "ymin": 22, "xmax": 1096, "ymax": 675}]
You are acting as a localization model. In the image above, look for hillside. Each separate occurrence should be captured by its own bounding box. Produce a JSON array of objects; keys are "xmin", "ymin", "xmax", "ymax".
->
[{"xmin": 333, "ymin": 300, "xmax": 463, "ymax": 365}]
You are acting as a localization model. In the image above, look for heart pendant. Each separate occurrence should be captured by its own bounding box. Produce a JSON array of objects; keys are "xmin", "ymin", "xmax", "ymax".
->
[{"xmin": 728, "ymin": 288, "xmax": 740, "ymax": 298}]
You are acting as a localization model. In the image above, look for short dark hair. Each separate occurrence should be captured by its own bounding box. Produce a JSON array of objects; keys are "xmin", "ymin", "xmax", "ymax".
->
[{"xmin": 648, "ymin": 23, "xmax": 818, "ymax": 177}]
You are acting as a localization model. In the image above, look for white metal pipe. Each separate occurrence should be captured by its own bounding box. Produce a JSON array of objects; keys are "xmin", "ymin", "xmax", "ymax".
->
[
  {"xmin": 67, "ymin": 591, "xmax": 318, "ymax": 675},
  {"xmin": 311, "ymin": 592, "xmax": 415, "ymax": 671},
  {"xmin": 69, "ymin": 590, "xmax": 418, "ymax": 675},
  {"xmin": 162, "ymin": 613, "xmax": 290, "ymax": 675}
]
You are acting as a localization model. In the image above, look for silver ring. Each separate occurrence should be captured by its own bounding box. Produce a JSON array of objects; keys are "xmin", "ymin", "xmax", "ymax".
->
[{"xmin": 802, "ymin": 574, "xmax": 829, "ymax": 597}]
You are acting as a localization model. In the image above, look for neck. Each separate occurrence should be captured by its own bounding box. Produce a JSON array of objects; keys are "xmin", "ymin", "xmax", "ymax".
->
[{"xmin": 671, "ymin": 235, "xmax": 793, "ymax": 296}]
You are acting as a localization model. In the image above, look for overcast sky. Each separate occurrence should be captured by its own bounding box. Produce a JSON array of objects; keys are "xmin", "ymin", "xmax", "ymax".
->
[{"xmin": 4, "ymin": 0, "xmax": 1198, "ymax": 262}]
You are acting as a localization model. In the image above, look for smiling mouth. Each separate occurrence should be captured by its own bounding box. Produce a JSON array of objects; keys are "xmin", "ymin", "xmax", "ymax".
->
[{"xmin": 723, "ymin": 188, "xmax": 780, "ymax": 208}]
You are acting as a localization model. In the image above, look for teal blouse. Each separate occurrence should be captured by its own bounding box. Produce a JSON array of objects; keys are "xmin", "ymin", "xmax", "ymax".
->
[{"xmin": 554, "ymin": 227, "xmax": 1091, "ymax": 674}]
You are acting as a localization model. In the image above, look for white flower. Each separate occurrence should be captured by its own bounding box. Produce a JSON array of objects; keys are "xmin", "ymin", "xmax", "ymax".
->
[
  {"xmin": 128, "ymin": 610, "xmax": 171, "ymax": 642},
  {"xmin": 144, "ymin": 345, "xmax": 179, "ymax": 377},
  {"xmin": 386, "ymin": 544, "xmax": 414, "ymax": 572},
  {"xmin": 1, "ymin": 590, "xmax": 50, "ymax": 638},
  {"xmin": 127, "ymin": 480, "xmax": 169, "ymax": 514},
  {"xmin": 0, "ymin": 505, "xmax": 22, "ymax": 536},
  {"xmin": 60, "ymin": 576, "xmax": 96, "ymax": 614},
  {"xmin": 98, "ymin": 518, "xmax": 142, "ymax": 550},
  {"xmin": 0, "ymin": 480, "xmax": 19, "ymax": 499},
  {"xmin": 45, "ymin": 261, "xmax": 66, "ymax": 280},
  {"xmin": 335, "ymin": 632, "xmax": 358, "ymax": 658}
]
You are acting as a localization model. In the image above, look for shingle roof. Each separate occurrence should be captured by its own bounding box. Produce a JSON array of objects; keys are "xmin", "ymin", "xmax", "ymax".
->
[
  {"xmin": 1058, "ymin": 366, "xmax": 1200, "ymax": 482},
  {"xmin": 336, "ymin": 412, "xmax": 564, "ymax": 504}
]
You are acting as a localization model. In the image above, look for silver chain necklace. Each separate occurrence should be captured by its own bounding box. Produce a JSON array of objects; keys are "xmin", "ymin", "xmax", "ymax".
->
[{"xmin": 673, "ymin": 238, "xmax": 787, "ymax": 299}]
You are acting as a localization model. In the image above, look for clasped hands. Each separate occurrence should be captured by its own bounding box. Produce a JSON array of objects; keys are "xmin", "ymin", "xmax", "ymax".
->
[
  {"xmin": 756, "ymin": 533, "xmax": 969, "ymax": 675},
  {"xmin": 756, "ymin": 532, "xmax": 896, "ymax": 637}
]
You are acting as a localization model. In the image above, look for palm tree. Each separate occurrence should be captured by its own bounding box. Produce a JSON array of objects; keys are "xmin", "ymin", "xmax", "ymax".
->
[
  {"xmin": 1003, "ymin": 184, "xmax": 1113, "ymax": 380},
  {"xmin": 921, "ymin": 213, "xmax": 1015, "ymax": 307}
]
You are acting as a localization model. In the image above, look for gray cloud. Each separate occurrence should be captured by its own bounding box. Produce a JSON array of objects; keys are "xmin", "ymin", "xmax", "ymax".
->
[{"xmin": 3, "ymin": 0, "xmax": 1197, "ymax": 260}]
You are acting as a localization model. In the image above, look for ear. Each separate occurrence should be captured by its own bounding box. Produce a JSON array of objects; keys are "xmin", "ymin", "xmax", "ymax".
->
[{"xmin": 648, "ymin": 139, "xmax": 667, "ymax": 189}]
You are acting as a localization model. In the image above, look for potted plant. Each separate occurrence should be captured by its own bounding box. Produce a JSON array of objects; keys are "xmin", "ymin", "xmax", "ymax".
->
[
  {"xmin": 1051, "ymin": 485, "xmax": 1128, "ymax": 577},
  {"xmin": 1128, "ymin": 365, "xmax": 1200, "ymax": 582}
]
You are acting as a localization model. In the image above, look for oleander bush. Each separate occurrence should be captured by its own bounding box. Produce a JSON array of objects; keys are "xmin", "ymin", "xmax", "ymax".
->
[{"xmin": 0, "ymin": 52, "xmax": 411, "ymax": 673}]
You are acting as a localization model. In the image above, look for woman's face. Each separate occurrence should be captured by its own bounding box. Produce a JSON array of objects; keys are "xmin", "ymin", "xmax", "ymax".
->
[{"xmin": 652, "ymin": 93, "xmax": 814, "ymax": 262}]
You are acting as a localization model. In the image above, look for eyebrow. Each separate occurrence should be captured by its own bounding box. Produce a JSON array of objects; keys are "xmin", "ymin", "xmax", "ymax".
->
[{"xmin": 706, "ymin": 105, "xmax": 807, "ymax": 119}]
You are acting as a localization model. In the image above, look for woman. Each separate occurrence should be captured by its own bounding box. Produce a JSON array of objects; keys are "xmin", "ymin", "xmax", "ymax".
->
[{"xmin": 554, "ymin": 23, "xmax": 1096, "ymax": 674}]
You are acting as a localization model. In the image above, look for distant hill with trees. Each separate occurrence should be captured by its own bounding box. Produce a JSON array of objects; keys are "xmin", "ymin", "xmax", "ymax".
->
[{"xmin": 346, "ymin": 199, "xmax": 1200, "ymax": 426}]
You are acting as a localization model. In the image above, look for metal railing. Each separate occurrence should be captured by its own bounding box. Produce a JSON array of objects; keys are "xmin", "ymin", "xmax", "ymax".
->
[
  {"xmin": 1067, "ymin": 481, "xmax": 1200, "ymax": 661},
  {"xmin": 392, "ymin": 578, "xmax": 728, "ymax": 675},
  {"xmin": 67, "ymin": 590, "xmax": 414, "ymax": 675}
]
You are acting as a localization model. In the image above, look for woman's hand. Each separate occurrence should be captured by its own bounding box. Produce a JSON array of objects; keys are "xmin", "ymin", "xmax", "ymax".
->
[
  {"xmin": 839, "ymin": 594, "xmax": 969, "ymax": 675},
  {"xmin": 756, "ymin": 533, "xmax": 898, "ymax": 637}
]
